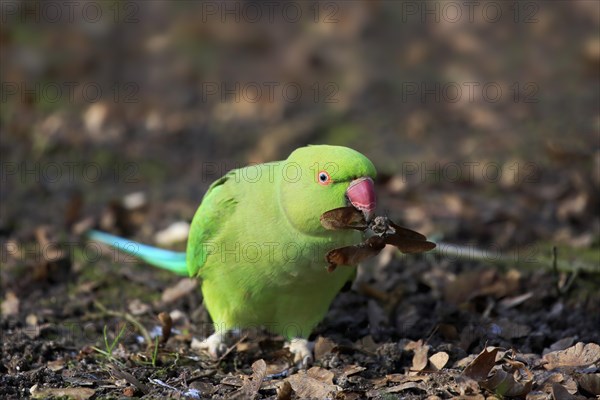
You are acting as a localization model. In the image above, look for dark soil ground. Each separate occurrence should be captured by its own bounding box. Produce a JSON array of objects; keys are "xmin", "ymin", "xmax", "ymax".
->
[{"xmin": 1, "ymin": 1, "xmax": 599, "ymax": 399}]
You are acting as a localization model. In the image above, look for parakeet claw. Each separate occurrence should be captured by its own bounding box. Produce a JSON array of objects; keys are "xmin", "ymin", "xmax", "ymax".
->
[
  {"xmin": 192, "ymin": 331, "xmax": 228, "ymax": 359},
  {"xmin": 286, "ymin": 338, "xmax": 314, "ymax": 368}
]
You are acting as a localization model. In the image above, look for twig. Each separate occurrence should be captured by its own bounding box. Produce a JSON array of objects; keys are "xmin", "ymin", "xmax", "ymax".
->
[
  {"xmin": 108, "ymin": 364, "xmax": 149, "ymax": 394},
  {"xmin": 217, "ymin": 333, "xmax": 249, "ymax": 363}
]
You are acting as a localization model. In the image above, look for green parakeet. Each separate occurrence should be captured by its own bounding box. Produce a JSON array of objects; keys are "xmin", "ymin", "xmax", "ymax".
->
[{"xmin": 89, "ymin": 145, "xmax": 378, "ymax": 364}]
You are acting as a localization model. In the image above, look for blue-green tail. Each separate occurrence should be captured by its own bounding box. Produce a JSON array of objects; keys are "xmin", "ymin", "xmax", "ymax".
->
[{"xmin": 87, "ymin": 230, "xmax": 188, "ymax": 276}]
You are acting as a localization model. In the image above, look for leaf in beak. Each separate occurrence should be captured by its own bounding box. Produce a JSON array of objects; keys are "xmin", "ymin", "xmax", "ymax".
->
[
  {"xmin": 320, "ymin": 207, "xmax": 368, "ymax": 231},
  {"xmin": 321, "ymin": 210, "xmax": 436, "ymax": 271},
  {"xmin": 325, "ymin": 236, "xmax": 386, "ymax": 272},
  {"xmin": 383, "ymin": 234, "xmax": 436, "ymax": 254}
]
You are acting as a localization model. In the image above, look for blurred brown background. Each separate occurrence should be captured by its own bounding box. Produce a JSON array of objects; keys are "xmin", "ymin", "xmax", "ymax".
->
[{"xmin": 1, "ymin": 0, "xmax": 598, "ymax": 252}]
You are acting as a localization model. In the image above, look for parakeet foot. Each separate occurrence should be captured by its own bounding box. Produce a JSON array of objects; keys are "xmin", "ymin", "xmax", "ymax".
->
[
  {"xmin": 286, "ymin": 338, "xmax": 314, "ymax": 368},
  {"xmin": 192, "ymin": 331, "xmax": 228, "ymax": 359}
]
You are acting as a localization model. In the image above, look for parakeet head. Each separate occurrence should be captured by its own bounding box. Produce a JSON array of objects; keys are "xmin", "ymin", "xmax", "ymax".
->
[{"xmin": 278, "ymin": 145, "xmax": 377, "ymax": 235}]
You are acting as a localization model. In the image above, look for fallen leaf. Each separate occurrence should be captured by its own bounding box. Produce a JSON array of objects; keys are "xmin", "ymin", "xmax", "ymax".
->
[
  {"xmin": 47, "ymin": 359, "xmax": 65, "ymax": 372},
  {"xmin": 276, "ymin": 380, "xmax": 293, "ymax": 400},
  {"xmin": 221, "ymin": 375, "xmax": 244, "ymax": 387},
  {"xmin": 525, "ymin": 391, "xmax": 549, "ymax": 400},
  {"xmin": 411, "ymin": 341, "xmax": 430, "ymax": 371},
  {"xmin": 385, "ymin": 374, "xmax": 430, "ymax": 384},
  {"xmin": 30, "ymin": 384, "xmax": 95, "ymax": 400},
  {"xmin": 385, "ymin": 381, "xmax": 427, "ymax": 393},
  {"xmin": 109, "ymin": 365, "xmax": 150, "ymax": 394},
  {"xmin": 482, "ymin": 367, "xmax": 533, "ymax": 397},
  {"xmin": 355, "ymin": 335, "xmax": 379, "ymax": 353},
  {"xmin": 429, "ymin": 351, "xmax": 449, "ymax": 370},
  {"xmin": 552, "ymin": 383, "xmax": 577, "ymax": 400},
  {"xmin": 286, "ymin": 369, "xmax": 340, "ymax": 398},
  {"xmin": 307, "ymin": 367, "xmax": 335, "ymax": 385},
  {"xmin": 243, "ymin": 359, "xmax": 267, "ymax": 399},
  {"xmin": 335, "ymin": 391, "xmax": 362, "ymax": 400},
  {"xmin": 1, "ymin": 291, "xmax": 19, "ymax": 316},
  {"xmin": 128, "ymin": 299, "xmax": 151, "ymax": 316},
  {"xmin": 161, "ymin": 278, "xmax": 197, "ymax": 304},
  {"xmin": 543, "ymin": 343, "xmax": 600, "ymax": 370},
  {"xmin": 463, "ymin": 347, "xmax": 499, "ymax": 381},
  {"xmin": 313, "ymin": 336, "xmax": 337, "ymax": 360},
  {"xmin": 342, "ymin": 365, "xmax": 366, "ymax": 377},
  {"xmin": 155, "ymin": 221, "xmax": 190, "ymax": 245},
  {"xmin": 577, "ymin": 373, "xmax": 600, "ymax": 396},
  {"xmin": 543, "ymin": 337, "xmax": 578, "ymax": 356},
  {"xmin": 453, "ymin": 375, "xmax": 482, "ymax": 397}
]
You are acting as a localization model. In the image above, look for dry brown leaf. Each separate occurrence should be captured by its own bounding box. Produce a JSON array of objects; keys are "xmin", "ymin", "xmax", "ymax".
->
[
  {"xmin": 238, "ymin": 359, "xmax": 267, "ymax": 400},
  {"xmin": 276, "ymin": 381, "xmax": 293, "ymax": 400},
  {"xmin": 482, "ymin": 367, "xmax": 533, "ymax": 397},
  {"xmin": 161, "ymin": 278, "xmax": 197, "ymax": 304},
  {"xmin": 385, "ymin": 381, "xmax": 427, "ymax": 394},
  {"xmin": 128, "ymin": 299, "xmax": 151, "ymax": 316},
  {"xmin": 30, "ymin": 385, "xmax": 95, "ymax": 400},
  {"xmin": 544, "ymin": 337, "xmax": 578, "ymax": 355},
  {"xmin": 336, "ymin": 391, "xmax": 362, "ymax": 400},
  {"xmin": 342, "ymin": 365, "xmax": 366, "ymax": 377},
  {"xmin": 406, "ymin": 340, "xmax": 430, "ymax": 371},
  {"xmin": 577, "ymin": 373, "xmax": 600, "ymax": 396},
  {"xmin": 463, "ymin": 347, "xmax": 499, "ymax": 381},
  {"xmin": 527, "ymin": 392, "xmax": 550, "ymax": 400},
  {"xmin": 1, "ymin": 291, "xmax": 19, "ymax": 316},
  {"xmin": 543, "ymin": 342, "xmax": 600, "ymax": 370},
  {"xmin": 313, "ymin": 336, "xmax": 337, "ymax": 360},
  {"xmin": 355, "ymin": 335, "xmax": 379, "ymax": 353},
  {"xmin": 307, "ymin": 367, "xmax": 335, "ymax": 385},
  {"xmin": 444, "ymin": 269, "xmax": 497, "ymax": 305},
  {"xmin": 109, "ymin": 366, "xmax": 150, "ymax": 394},
  {"xmin": 557, "ymin": 193, "xmax": 589, "ymax": 221},
  {"xmin": 385, "ymin": 374, "xmax": 430, "ymax": 384},
  {"xmin": 286, "ymin": 370, "xmax": 340, "ymax": 398},
  {"xmin": 453, "ymin": 375, "xmax": 481, "ymax": 397},
  {"xmin": 366, "ymin": 379, "xmax": 429, "ymax": 398},
  {"xmin": 429, "ymin": 351, "xmax": 449, "ymax": 370},
  {"xmin": 221, "ymin": 375, "xmax": 244, "ymax": 387},
  {"xmin": 551, "ymin": 383, "xmax": 577, "ymax": 400},
  {"xmin": 47, "ymin": 359, "xmax": 65, "ymax": 372}
]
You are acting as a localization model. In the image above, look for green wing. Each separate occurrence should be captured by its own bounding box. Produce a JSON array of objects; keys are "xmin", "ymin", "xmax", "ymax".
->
[{"xmin": 187, "ymin": 171, "xmax": 238, "ymax": 277}]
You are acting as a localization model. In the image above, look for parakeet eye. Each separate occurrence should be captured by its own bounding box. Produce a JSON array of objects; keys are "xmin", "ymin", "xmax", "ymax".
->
[{"xmin": 318, "ymin": 171, "xmax": 332, "ymax": 185}]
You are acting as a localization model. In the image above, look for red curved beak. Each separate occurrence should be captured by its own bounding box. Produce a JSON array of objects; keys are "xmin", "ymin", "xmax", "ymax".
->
[{"xmin": 346, "ymin": 177, "xmax": 376, "ymax": 221}]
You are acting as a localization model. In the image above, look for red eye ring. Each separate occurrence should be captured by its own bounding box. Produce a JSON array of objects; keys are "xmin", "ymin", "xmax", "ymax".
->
[{"xmin": 317, "ymin": 171, "xmax": 332, "ymax": 185}]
